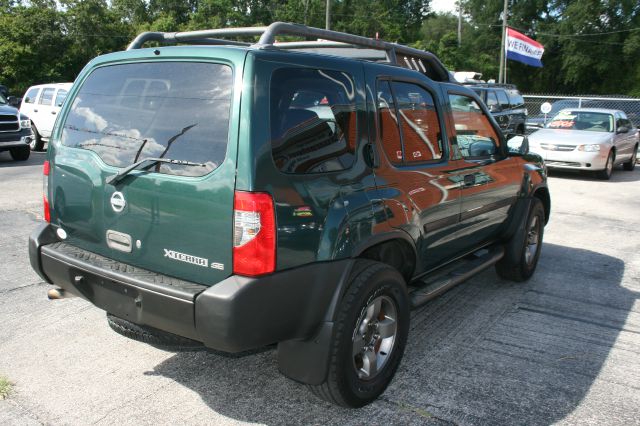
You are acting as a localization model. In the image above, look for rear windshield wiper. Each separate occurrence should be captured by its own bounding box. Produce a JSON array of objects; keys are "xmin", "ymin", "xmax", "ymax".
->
[{"xmin": 106, "ymin": 157, "xmax": 206, "ymax": 186}]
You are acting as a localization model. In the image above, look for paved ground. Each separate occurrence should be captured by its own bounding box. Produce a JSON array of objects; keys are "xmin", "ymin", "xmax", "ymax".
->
[{"xmin": 0, "ymin": 150, "xmax": 639, "ymax": 425}]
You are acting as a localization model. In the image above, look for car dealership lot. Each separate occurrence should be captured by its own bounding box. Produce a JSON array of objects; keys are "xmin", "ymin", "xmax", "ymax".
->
[{"xmin": 0, "ymin": 151, "xmax": 639, "ymax": 425}]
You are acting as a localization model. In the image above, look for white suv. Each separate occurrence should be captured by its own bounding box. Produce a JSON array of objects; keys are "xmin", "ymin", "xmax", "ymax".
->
[{"xmin": 20, "ymin": 83, "xmax": 72, "ymax": 151}]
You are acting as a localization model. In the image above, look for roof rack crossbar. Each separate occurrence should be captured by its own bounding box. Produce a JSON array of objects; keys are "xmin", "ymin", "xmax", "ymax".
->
[
  {"xmin": 127, "ymin": 22, "xmax": 451, "ymax": 82},
  {"xmin": 127, "ymin": 26, "xmax": 268, "ymax": 50}
]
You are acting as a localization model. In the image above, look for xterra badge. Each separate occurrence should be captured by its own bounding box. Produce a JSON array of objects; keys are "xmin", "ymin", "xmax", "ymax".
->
[
  {"xmin": 164, "ymin": 249, "xmax": 208, "ymax": 268},
  {"xmin": 163, "ymin": 249, "xmax": 225, "ymax": 270}
]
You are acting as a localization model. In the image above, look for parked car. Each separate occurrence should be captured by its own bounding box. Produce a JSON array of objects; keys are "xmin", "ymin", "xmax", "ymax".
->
[
  {"xmin": 20, "ymin": 83, "xmax": 72, "ymax": 151},
  {"xmin": 528, "ymin": 108, "xmax": 639, "ymax": 179},
  {"xmin": 468, "ymin": 83, "xmax": 527, "ymax": 135},
  {"xmin": 29, "ymin": 23, "xmax": 550, "ymax": 408},
  {"xmin": 0, "ymin": 91, "xmax": 33, "ymax": 161}
]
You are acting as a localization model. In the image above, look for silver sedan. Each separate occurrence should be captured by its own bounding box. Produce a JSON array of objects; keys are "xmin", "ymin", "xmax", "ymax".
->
[{"xmin": 528, "ymin": 108, "xmax": 639, "ymax": 179}]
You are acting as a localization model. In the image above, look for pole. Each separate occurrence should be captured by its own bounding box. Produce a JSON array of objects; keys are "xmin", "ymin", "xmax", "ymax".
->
[
  {"xmin": 326, "ymin": 0, "xmax": 331, "ymax": 30},
  {"xmin": 457, "ymin": 1, "xmax": 462, "ymax": 47},
  {"xmin": 498, "ymin": 0, "xmax": 508, "ymax": 84},
  {"xmin": 304, "ymin": 0, "xmax": 309, "ymax": 26}
]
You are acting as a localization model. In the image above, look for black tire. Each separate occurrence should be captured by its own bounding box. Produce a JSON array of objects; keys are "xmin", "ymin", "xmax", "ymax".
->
[
  {"xmin": 496, "ymin": 198, "xmax": 545, "ymax": 282},
  {"xmin": 29, "ymin": 123, "xmax": 44, "ymax": 151},
  {"xmin": 309, "ymin": 260, "xmax": 409, "ymax": 408},
  {"xmin": 9, "ymin": 146, "xmax": 30, "ymax": 161},
  {"xmin": 623, "ymin": 145, "xmax": 637, "ymax": 171},
  {"xmin": 106, "ymin": 313, "xmax": 204, "ymax": 351},
  {"xmin": 596, "ymin": 151, "xmax": 614, "ymax": 180}
]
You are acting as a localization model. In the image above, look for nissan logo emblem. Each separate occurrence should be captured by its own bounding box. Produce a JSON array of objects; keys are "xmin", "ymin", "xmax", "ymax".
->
[{"xmin": 110, "ymin": 191, "xmax": 126, "ymax": 213}]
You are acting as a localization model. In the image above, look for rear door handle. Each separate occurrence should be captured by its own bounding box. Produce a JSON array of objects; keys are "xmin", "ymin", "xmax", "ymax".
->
[
  {"xmin": 463, "ymin": 174, "xmax": 476, "ymax": 186},
  {"xmin": 34, "ymin": 109, "xmax": 38, "ymax": 113},
  {"xmin": 51, "ymin": 111, "xmax": 57, "ymax": 115}
]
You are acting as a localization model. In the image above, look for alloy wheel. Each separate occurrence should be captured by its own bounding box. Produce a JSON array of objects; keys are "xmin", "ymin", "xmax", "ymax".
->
[
  {"xmin": 352, "ymin": 295, "xmax": 398, "ymax": 380},
  {"xmin": 524, "ymin": 215, "xmax": 540, "ymax": 266}
]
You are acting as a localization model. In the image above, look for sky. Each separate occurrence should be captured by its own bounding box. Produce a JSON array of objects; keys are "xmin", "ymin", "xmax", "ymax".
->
[{"xmin": 431, "ymin": 0, "xmax": 458, "ymax": 14}]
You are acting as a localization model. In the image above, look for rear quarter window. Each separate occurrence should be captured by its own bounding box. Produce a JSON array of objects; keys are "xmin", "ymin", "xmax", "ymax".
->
[
  {"xmin": 60, "ymin": 62, "xmax": 233, "ymax": 177},
  {"xmin": 270, "ymin": 67, "xmax": 357, "ymax": 174}
]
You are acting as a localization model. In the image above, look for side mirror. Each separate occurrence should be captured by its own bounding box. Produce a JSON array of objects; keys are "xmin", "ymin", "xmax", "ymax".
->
[
  {"xmin": 489, "ymin": 104, "xmax": 500, "ymax": 113},
  {"xmin": 617, "ymin": 126, "xmax": 629, "ymax": 134},
  {"xmin": 506, "ymin": 134, "xmax": 529, "ymax": 155},
  {"xmin": 7, "ymin": 96, "xmax": 21, "ymax": 107}
]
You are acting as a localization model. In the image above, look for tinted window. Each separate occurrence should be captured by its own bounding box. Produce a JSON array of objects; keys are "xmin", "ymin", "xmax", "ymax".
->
[
  {"xmin": 61, "ymin": 62, "xmax": 232, "ymax": 177},
  {"xmin": 486, "ymin": 91, "xmax": 499, "ymax": 110},
  {"xmin": 392, "ymin": 82, "xmax": 443, "ymax": 163},
  {"xmin": 495, "ymin": 90, "xmax": 509, "ymax": 109},
  {"xmin": 448, "ymin": 94, "xmax": 500, "ymax": 158},
  {"xmin": 55, "ymin": 89, "xmax": 68, "ymax": 107},
  {"xmin": 39, "ymin": 88, "xmax": 55, "ymax": 105},
  {"xmin": 507, "ymin": 90, "xmax": 524, "ymax": 107},
  {"xmin": 24, "ymin": 88, "xmax": 39, "ymax": 104},
  {"xmin": 270, "ymin": 68, "xmax": 356, "ymax": 174},
  {"xmin": 377, "ymin": 81, "xmax": 403, "ymax": 165}
]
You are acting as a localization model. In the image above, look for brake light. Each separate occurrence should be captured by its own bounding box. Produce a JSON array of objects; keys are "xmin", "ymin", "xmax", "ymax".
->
[
  {"xmin": 43, "ymin": 160, "xmax": 50, "ymax": 223},
  {"xmin": 233, "ymin": 191, "xmax": 276, "ymax": 276}
]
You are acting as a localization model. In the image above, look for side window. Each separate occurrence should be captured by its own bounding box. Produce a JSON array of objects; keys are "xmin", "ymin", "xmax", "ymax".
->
[
  {"xmin": 448, "ymin": 93, "xmax": 500, "ymax": 159},
  {"xmin": 377, "ymin": 81, "xmax": 403, "ymax": 165},
  {"xmin": 486, "ymin": 91, "xmax": 499, "ymax": 110},
  {"xmin": 39, "ymin": 88, "xmax": 55, "ymax": 106},
  {"xmin": 24, "ymin": 88, "xmax": 39, "ymax": 104},
  {"xmin": 496, "ymin": 90, "xmax": 510, "ymax": 110},
  {"xmin": 270, "ymin": 68, "xmax": 357, "ymax": 174},
  {"xmin": 54, "ymin": 89, "xmax": 68, "ymax": 107},
  {"xmin": 508, "ymin": 90, "xmax": 524, "ymax": 107},
  {"xmin": 391, "ymin": 81, "xmax": 443, "ymax": 163}
]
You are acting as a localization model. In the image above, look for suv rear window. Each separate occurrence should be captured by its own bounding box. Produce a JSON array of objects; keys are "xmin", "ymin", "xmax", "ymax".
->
[
  {"xmin": 270, "ymin": 68, "xmax": 357, "ymax": 174},
  {"xmin": 61, "ymin": 62, "xmax": 232, "ymax": 177}
]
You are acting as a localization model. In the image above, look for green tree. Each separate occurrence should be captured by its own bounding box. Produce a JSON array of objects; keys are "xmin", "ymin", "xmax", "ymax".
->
[{"xmin": 0, "ymin": 1, "xmax": 68, "ymax": 94}]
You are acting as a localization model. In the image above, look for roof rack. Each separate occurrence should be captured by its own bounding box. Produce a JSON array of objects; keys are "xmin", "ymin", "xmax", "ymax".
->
[
  {"xmin": 127, "ymin": 22, "xmax": 453, "ymax": 82},
  {"xmin": 462, "ymin": 82, "xmax": 518, "ymax": 90}
]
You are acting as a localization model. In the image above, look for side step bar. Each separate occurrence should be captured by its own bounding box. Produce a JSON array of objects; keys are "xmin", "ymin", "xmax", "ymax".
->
[{"xmin": 409, "ymin": 246, "xmax": 505, "ymax": 309}]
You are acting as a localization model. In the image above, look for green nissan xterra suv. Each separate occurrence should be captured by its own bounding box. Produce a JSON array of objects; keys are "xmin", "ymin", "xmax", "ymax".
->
[{"xmin": 29, "ymin": 23, "xmax": 550, "ymax": 407}]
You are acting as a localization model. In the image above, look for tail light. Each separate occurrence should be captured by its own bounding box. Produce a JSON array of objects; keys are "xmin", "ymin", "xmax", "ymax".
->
[
  {"xmin": 233, "ymin": 191, "xmax": 275, "ymax": 276},
  {"xmin": 43, "ymin": 160, "xmax": 50, "ymax": 223}
]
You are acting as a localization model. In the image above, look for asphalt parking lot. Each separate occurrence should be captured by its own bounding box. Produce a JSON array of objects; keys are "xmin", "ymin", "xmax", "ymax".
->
[{"xmin": 0, "ymin": 150, "xmax": 639, "ymax": 425}]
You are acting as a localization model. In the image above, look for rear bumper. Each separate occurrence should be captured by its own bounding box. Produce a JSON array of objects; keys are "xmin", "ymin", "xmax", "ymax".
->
[{"xmin": 29, "ymin": 223, "xmax": 350, "ymax": 353}]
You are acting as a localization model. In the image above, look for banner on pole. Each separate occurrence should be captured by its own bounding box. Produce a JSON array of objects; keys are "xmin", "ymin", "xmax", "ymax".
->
[{"xmin": 505, "ymin": 27, "xmax": 544, "ymax": 67}]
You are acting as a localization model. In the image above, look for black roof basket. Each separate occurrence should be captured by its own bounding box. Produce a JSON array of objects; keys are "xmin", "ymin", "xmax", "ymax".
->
[
  {"xmin": 127, "ymin": 22, "xmax": 453, "ymax": 83},
  {"xmin": 463, "ymin": 82, "xmax": 518, "ymax": 90}
]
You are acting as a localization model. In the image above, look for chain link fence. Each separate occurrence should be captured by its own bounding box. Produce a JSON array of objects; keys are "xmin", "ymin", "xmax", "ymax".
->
[{"xmin": 523, "ymin": 94, "xmax": 640, "ymax": 133}]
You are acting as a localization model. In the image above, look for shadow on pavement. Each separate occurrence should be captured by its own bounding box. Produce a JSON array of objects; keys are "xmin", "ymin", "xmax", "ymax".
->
[
  {"xmin": 548, "ymin": 166, "xmax": 640, "ymax": 182},
  {"xmin": 0, "ymin": 150, "xmax": 46, "ymax": 167},
  {"xmin": 149, "ymin": 243, "xmax": 637, "ymax": 424}
]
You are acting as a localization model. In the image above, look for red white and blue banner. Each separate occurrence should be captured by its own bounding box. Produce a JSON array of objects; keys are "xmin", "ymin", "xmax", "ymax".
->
[{"xmin": 505, "ymin": 27, "xmax": 544, "ymax": 68}]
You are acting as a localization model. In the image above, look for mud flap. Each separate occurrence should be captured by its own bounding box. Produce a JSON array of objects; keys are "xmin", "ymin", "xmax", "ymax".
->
[{"xmin": 277, "ymin": 322, "xmax": 334, "ymax": 385}]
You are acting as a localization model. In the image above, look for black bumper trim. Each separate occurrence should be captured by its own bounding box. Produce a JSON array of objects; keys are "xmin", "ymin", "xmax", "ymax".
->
[
  {"xmin": 30, "ymin": 224, "xmax": 352, "ymax": 356},
  {"xmin": 0, "ymin": 128, "xmax": 32, "ymax": 145}
]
